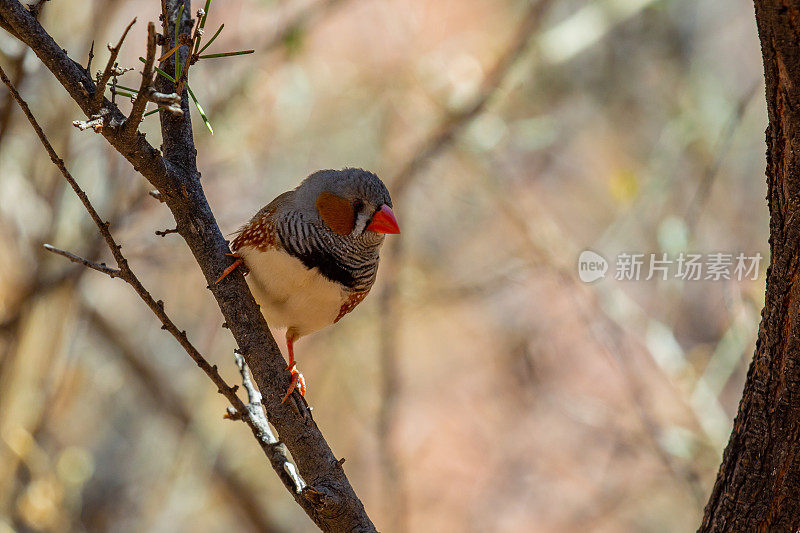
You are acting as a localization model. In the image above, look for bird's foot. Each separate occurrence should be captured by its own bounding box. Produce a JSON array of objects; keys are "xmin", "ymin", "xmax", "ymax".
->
[
  {"xmin": 281, "ymin": 361, "xmax": 306, "ymax": 403},
  {"xmin": 215, "ymin": 254, "xmax": 245, "ymax": 284}
]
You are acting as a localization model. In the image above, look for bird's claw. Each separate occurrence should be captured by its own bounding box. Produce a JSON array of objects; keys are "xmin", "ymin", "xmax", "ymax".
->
[{"xmin": 281, "ymin": 367, "xmax": 306, "ymax": 403}]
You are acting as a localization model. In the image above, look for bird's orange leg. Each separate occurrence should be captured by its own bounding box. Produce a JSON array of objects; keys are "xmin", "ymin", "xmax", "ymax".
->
[
  {"xmin": 215, "ymin": 253, "xmax": 244, "ymax": 284},
  {"xmin": 281, "ymin": 331, "xmax": 306, "ymax": 403}
]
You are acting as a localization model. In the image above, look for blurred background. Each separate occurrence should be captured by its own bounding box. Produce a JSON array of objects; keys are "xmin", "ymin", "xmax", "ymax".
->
[{"xmin": 0, "ymin": 0, "xmax": 769, "ymax": 531}]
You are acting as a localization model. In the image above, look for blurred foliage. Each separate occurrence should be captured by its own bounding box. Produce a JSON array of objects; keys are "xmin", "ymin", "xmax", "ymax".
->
[{"xmin": 0, "ymin": 0, "xmax": 768, "ymax": 531}]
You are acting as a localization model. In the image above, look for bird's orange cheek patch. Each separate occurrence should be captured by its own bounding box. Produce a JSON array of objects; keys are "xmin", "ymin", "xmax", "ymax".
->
[{"xmin": 316, "ymin": 192, "xmax": 355, "ymax": 235}]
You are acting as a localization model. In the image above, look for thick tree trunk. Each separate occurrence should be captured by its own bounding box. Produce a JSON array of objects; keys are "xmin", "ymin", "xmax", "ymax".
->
[{"xmin": 700, "ymin": 2, "xmax": 800, "ymax": 531}]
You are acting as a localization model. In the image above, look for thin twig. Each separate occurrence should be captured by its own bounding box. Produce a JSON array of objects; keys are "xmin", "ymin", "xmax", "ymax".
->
[
  {"xmin": 125, "ymin": 22, "xmax": 157, "ymax": 139},
  {"xmin": 0, "ymin": 62, "xmax": 240, "ymax": 412},
  {"xmin": 93, "ymin": 17, "xmax": 137, "ymax": 111},
  {"xmin": 0, "ymin": 148, "xmax": 143, "ymax": 339},
  {"xmin": 155, "ymin": 227, "xmax": 179, "ymax": 237},
  {"xmin": 86, "ymin": 40, "xmax": 94, "ymax": 73},
  {"xmin": 175, "ymin": 14, "xmax": 203, "ymax": 95},
  {"xmin": 42, "ymin": 244, "xmax": 121, "ymax": 278}
]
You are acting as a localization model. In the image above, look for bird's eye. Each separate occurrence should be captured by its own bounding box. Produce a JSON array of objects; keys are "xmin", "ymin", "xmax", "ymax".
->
[{"xmin": 352, "ymin": 199, "xmax": 364, "ymax": 211}]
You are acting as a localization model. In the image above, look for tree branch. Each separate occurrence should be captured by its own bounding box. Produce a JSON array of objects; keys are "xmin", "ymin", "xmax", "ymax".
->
[
  {"xmin": 0, "ymin": 10, "xmax": 19, "ymax": 39},
  {"xmin": 41, "ymin": 244, "xmax": 121, "ymax": 278},
  {"xmin": 0, "ymin": 1, "xmax": 376, "ymax": 529},
  {"xmin": 92, "ymin": 17, "xmax": 137, "ymax": 112},
  {"xmin": 124, "ymin": 21, "xmax": 157, "ymax": 139},
  {"xmin": 174, "ymin": 9, "xmax": 201, "ymax": 95}
]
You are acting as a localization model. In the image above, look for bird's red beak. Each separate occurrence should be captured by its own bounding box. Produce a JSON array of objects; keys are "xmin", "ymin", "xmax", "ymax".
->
[{"xmin": 366, "ymin": 205, "xmax": 400, "ymax": 234}]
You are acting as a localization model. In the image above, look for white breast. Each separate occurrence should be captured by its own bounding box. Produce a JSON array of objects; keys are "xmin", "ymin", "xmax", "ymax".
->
[{"xmin": 237, "ymin": 245, "xmax": 347, "ymax": 338}]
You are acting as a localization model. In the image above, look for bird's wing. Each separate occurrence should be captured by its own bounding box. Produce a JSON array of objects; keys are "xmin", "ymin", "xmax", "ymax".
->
[
  {"xmin": 231, "ymin": 190, "xmax": 296, "ymax": 251},
  {"xmin": 262, "ymin": 190, "xmax": 296, "ymax": 214},
  {"xmin": 333, "ymin": 290, "xmax": 370, "ymax": 323}
]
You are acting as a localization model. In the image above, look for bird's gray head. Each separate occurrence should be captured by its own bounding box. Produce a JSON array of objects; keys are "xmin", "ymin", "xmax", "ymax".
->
[{"xmin": 294, "ymin": 168, "xmax": 400, "ymax": 244}]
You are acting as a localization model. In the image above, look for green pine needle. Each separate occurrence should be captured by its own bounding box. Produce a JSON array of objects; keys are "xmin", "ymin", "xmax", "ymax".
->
[
  {"xmin": 139, "ymin": 57, "xmax": 177, "ymax": 82},
  {"xmin": 106, "ymin": 83, "xmax": 139, "ymax": 93},
  {"xmin": 136, "ymin": 9, "xmax": 217, "ymax": 137},
  {"xmin": 198, "ymin": 23, "xmax": 224, "ymax": 54},
  {"xmin": 198, "ymin": 49, "xmax": 253, "ymax": 59},
  {"xmin": 174, "ymin": 3, "xmax": 184, "ymax": 80},
  {"xmin": 187, "ymin": 85, "xmax": 213, "ymax": 135}
]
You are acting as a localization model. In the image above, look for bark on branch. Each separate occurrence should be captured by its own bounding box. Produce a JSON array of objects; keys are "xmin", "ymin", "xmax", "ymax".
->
[
  {"xmin": 700, "ymin": 2, "xmax": 800, "ymax": 530},
  {"xmin": 123, "ymin": 21, "xmax": 157, "ymax": 138},
  {"xmin": 0, "ymin": 0, "xmax": 375, "ymax": 530}
]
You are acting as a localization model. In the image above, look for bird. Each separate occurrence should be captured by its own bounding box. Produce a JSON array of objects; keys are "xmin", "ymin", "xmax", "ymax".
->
[{"xmin": 216, "ymin": 168, "xmax": 400, "ymax": 402}]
